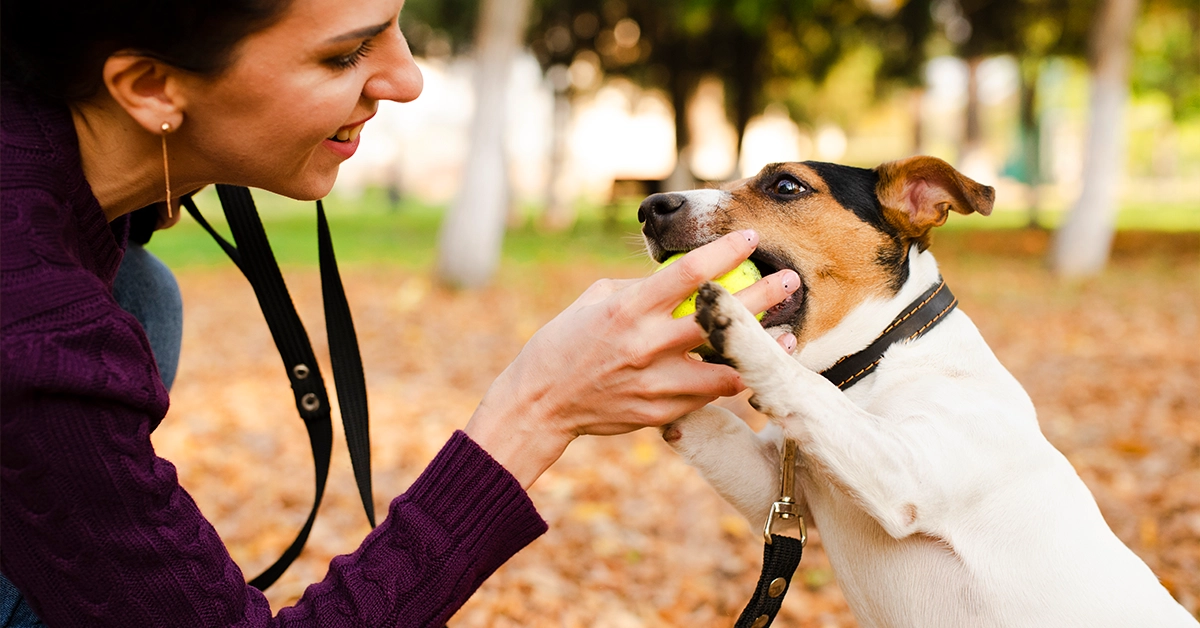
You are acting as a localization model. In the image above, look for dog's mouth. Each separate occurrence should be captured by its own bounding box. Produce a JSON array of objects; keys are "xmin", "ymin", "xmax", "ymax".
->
[
  {"xmin": 747, "ymin": 249, "xmax": 806, "ymax": 329},
  {"xmin": 654, "ymin": 245, "xmax": 806, "ymax": 330}
]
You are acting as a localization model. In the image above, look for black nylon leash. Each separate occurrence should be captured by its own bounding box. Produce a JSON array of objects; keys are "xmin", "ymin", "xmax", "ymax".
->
[
  {"xmin": 181, "ymin": 186, "xmax": 375, "ymax": 590},
  {"xmin": 734, "ymin": 279, "xmax": 957, "ymax": 628}
]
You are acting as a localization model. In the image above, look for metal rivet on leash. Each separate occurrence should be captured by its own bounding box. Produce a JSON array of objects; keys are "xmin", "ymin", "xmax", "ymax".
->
[
  {"xmin": 293, "ymin": 363, "xmax": 310, "ymax": 380},
  {"xmin": 750, "ymin": 615, "xmax": 769, "ymax": 628},
  {"xmin": 768, "ymin": 578, "xmax": 788, "ymax": 598},
  {"xmin": 301, "ymin": 393, "xmax": 321, "ymax": 411}
]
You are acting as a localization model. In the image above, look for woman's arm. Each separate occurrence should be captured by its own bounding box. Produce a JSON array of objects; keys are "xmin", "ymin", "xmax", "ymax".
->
[
  {"xmin": 1, "ymin": 376, "xmax": 544, "ymax": 628},
  {"xmin": 1, "ymin": 248, "xmax": 543, "ymax": 628}
]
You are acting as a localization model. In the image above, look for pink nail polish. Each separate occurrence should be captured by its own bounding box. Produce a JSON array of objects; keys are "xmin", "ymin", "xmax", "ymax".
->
[{"xmin": 782, "ymin": 270, "xmax": 799, "ymax": 292}]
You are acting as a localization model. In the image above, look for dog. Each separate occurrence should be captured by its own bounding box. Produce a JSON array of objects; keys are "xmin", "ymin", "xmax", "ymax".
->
[{"xmin": 639, "ymin": 156, "xmax": 1198, "ymax": 627}]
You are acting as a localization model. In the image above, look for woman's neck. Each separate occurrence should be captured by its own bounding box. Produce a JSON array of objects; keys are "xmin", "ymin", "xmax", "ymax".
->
[{"xmin": 70, "ymin": 99, "xmax": 173, "ymax": 222}]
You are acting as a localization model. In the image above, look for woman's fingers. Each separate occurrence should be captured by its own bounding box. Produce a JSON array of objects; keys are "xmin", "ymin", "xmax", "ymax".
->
[
  {"xmin": 659, "ymin": 356, "xmax": 745, "ymax": 399},
  {"xmin": 580, "ymin": 394, "xmax": 721, "ymax": 435},
  {"xmin": 654, "ymin": 268, "xmax": 800, "ymax": 354},
  {"xmin": 733, "ymin": 268, "xmax": 801, "ymax": 320},
  {"xmin": 633, "ymin": 230, "xmax": 759, "ymax": 312},
  {"xmin": 776, "ymin": 330, "xmax": 797, "ymax": 354}
]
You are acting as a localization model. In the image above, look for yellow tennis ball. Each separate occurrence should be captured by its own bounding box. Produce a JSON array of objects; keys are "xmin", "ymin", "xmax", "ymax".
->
[{"xmin": 656, "ymin": 253, "xmax": 764, "ymax": 319}]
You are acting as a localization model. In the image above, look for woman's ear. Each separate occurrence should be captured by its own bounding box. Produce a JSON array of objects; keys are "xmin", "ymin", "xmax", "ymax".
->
[{"xmin": 101, "ymin": 55, "xmax": 186, "ymax": 134}]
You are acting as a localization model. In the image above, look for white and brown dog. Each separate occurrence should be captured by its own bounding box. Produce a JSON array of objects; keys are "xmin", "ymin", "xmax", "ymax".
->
[{"xmin": 639, "ymin": 157, "xmax": 1197, "ymax": 627}]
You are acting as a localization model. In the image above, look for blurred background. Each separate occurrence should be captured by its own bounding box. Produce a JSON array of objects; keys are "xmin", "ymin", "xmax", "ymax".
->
[{"xmin": 146, "ymin": 0, "xmax": 1199, "ymax": 625}]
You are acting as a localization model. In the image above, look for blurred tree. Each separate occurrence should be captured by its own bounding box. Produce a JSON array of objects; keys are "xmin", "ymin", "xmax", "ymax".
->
[
  {"xmin": 1051, "ymin": 0, "xmax": 1142, "ymax": 277},
  {"xmin": 402, "ymin": 0, "xmax": 478, "ymax": 54},
  {"xmin": 526, "ymin": 0, "xmax": 919, "ymax": 186},
  {"xmin": 434, "ymin": 0, "xmax": 533, "ymax": 288},
  {"xmin": 1131, "ymin": 0, "xmax": 1200, "ymax": 121},
  {"xmin": 953, "ymin": 0, "xmax": 1094, "ymax": 224},
  {"xmin": 404, "ymin": 0, "xmax": 1196, "ymax": 281}
]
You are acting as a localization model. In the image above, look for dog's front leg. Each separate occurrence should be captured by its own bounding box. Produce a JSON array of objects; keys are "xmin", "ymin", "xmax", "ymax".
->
[
  {"xmin": 695, "ymin": 282, "xmax": 946, "ymax": 540},
  {"xmin": 662, "ymin": 405, "xmax": 801, "ymax": 525}
]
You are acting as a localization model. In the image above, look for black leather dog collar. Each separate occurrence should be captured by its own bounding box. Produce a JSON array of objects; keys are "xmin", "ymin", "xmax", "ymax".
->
[
  {"xmin": 735, "ymin": 279, "xmax": 958, "ymax": 628},
  {"xmin": 819, "ymin": 279, "xmax": 958, "ymax": 391}
]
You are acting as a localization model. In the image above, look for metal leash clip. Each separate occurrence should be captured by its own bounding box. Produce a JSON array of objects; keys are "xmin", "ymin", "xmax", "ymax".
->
[{"xmin": 763, "ymin": 438, "xmax": 806, "ymax": 546}]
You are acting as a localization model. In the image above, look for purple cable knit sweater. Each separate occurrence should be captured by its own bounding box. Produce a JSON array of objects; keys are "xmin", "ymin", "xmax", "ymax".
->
[{"xmin": 0, "ymin": 83, "xmax": 547, "ymax": 627}]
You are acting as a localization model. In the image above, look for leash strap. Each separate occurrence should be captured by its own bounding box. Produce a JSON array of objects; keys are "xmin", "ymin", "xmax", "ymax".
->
[
  {"xmin": 180, "ymin": 186, "xmax": 375, "ymax": 590},
  {"xmin": 734, "ymin": 535, "xmax": 805, "ymax": 628},
  {"xmin": 736, "ymin": 279, "xmax": 957, "ymax": 627}
]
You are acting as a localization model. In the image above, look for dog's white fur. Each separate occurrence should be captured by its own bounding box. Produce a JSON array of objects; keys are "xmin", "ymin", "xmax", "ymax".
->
[{"xmin": 667, "ymin": 245, "xmax": 1197, "ymax": 627}]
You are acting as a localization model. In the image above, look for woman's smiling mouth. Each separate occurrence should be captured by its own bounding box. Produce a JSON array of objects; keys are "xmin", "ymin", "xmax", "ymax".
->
[
  {"xmin": 327, "ymin": 122, "xmax": 365, "ymax": 143},
  {"xmin": 322, "ymin": 116, "xmax": 372, "ymax": 159}
]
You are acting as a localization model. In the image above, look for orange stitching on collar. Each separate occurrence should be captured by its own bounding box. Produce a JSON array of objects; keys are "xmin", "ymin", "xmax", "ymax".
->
[
  {"xmin": 880, "ymin": 280, "xmax": 945, "ymax": 337},
  {"xmin": 824, "ymin": 281, "xmax": 946, "ymax": 374},
  {"xmin": 906, "ymin": 297, "xmax": 957, "ymax": 342}
]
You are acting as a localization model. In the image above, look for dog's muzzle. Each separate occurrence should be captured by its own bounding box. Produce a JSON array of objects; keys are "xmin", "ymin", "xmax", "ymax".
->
[{"xmin": 638, "ymin": 192, "xmax": 692, "ymax": 260}]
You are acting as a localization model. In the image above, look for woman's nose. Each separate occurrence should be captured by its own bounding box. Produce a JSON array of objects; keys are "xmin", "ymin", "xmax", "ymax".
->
[{"xmin": 364, "ymin": 28, "xmax": 424, "ymax": 104}]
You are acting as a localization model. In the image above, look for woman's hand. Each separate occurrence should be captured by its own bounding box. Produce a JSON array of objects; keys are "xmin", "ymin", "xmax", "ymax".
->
[{"xmin": 464, "ymin": 229, "xmax": 800, "ymax": 488}]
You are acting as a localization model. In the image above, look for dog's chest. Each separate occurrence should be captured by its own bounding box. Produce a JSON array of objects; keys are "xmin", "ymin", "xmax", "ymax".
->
[{"xmin": 798, "ymin": 468, "xmax": 994, "ymax": 627}]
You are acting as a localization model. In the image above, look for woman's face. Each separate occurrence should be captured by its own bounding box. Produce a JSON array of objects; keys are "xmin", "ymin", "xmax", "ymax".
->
[{"xmin": 177, "ymin": 0, "xmax": 423, "ymax": 200}]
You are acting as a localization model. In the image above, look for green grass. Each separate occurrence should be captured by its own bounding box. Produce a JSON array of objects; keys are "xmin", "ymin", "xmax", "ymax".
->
[{"xmin": 146, "ymin": 187, "xmax": 1199, "ymax": 270}]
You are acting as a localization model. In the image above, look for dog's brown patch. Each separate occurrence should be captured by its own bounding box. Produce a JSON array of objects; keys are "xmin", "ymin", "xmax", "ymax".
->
[
  {"xmin": 714, "ymin": 164, "xmax": 903, "ymax": 346},
  {"xmin": 876, "ymin": 156, "xmax": 995, "ymax": 251}
]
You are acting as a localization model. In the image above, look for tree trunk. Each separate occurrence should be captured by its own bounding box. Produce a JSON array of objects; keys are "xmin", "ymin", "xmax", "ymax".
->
[
  {"xmin": 540, "ymin": 65, "xmax": 574, "ymax": 232},
  {"xmin": 726, "ymin": 31, "xmax": 763, "ymax": 181},
  {"xmin": 960, "ymin": 56, "xmax": 985, "ymax": 167},
  {"xmin": 667, "ymin": 62, "xmax": 697, "ymax": 191},
  {"xmin": 1019, "ymin": 59, "xmax": 1042, "ymax": 228},
  {"xmin": 436, "ymin": 0, "xmax": 531, "ymax": 289},
  {"xmin": 910, "ymin": 87, "xmax": 925, "ymax": 155},
  {"xmin": 1050, "ymin": 0, "xmax": 1140, "ymax": 277}
]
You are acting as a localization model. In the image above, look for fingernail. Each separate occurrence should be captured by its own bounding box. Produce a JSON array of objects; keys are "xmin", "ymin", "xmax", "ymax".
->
[
  {"xmin": 781, "ymin": 270, "xmax": 800, "ymax": 292},
  {"xmin": 782, "ymin": 333, "xmax": 797, "ymax": 353},
  {"xmin": 740, "ymin": 229, "xmax": 757, "ymax": 243}
]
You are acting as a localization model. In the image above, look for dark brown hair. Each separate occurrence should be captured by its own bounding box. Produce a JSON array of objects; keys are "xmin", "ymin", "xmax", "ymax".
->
[{"xmin": 1, "ymin": 0, "xmax": 294, "ymax": 102}]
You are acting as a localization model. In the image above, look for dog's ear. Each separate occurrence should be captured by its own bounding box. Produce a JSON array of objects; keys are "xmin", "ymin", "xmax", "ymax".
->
[{"xmin": 875, "ymin": 156, "xmax": 994, "ymax": 250}]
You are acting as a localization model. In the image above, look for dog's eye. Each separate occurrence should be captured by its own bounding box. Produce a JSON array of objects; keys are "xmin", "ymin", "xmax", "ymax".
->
[{"xmin": 773, "ymin": 177, "xmax": 806, "ymax": 196}]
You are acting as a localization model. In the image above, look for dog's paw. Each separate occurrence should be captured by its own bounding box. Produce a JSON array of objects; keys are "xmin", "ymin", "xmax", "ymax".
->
[
  {"xmin": 695, "ymin": 281, "xmax": 787, "ymax": 374},
  {"xmin": 696, "ymin": 281, "xmax": 760, "ymax": 364}
]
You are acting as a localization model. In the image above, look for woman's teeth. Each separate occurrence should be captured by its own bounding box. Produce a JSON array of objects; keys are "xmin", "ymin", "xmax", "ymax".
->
[{"xmin": 328, "ymin": 123, "xmax": 365, "ymax": 143}]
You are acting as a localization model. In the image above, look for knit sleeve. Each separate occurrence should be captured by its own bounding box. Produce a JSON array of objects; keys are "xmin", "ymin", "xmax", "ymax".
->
[
  {"xmin": 2, "ymin": 204, "xmax": 546, "ymax": 628},
  {"xmin": 1, "ymin": 325, "xmax": 547, "ymax": 628}
]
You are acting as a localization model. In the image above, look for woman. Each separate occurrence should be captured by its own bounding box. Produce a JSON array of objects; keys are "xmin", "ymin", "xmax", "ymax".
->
[{"xmin": 0, "ymin": 0, "xmax": 801, "ymax": 625}]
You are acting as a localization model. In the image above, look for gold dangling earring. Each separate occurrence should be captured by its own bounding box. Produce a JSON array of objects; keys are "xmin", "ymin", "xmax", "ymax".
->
[{"xmin": 161, "ymin": 122, "xmax": 173, "ymax": 219}]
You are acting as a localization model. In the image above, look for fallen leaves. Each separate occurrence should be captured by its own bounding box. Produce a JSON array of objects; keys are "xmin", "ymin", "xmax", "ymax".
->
[{"xmin": 152, "ymin": 230, "xmax": 1200, "ymax": 625}]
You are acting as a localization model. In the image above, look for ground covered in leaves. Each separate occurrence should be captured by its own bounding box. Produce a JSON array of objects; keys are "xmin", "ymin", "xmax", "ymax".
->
[{"xmin": 152, "ymin": 229, "xmax": 1200, "ymax": 626}]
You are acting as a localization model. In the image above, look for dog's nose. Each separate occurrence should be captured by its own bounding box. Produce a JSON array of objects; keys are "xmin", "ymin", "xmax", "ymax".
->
[{"xmin": 637, "ymin": 193, "xmax": 686, "ymax": 224}]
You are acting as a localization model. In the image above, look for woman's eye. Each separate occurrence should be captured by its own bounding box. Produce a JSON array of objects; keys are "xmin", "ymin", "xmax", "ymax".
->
[
  {"xmin": 773, "ymin": 177, "xmax": 805, "ymax": 196},
  {"xmin": 328, "ymin": 40, "xmax": 375, "ymax": 70}
]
